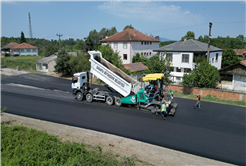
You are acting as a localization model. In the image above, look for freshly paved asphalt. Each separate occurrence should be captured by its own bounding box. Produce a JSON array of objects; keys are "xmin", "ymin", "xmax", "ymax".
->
[{"xmin": 1, "ymin": 73, "xmax": 246, "ymax": 165}]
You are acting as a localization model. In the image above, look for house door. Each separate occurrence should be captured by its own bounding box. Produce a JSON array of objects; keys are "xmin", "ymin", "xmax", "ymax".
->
[{"xmin": 234, "ymin": 75, "xmax": 246, "ymax": 91}]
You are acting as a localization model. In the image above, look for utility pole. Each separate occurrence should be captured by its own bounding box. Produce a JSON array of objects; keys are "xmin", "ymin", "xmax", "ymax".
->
[
  {"xmin": 56, "ymin": 34, "xmax": 63, "ymax": 50},
  {"xmin": 207, "ymin": 22, "xmax": 212, "ymax": 61},
  {"xmin": 28, "ymin": 12, "xmax": 33, "ymax": 44}
]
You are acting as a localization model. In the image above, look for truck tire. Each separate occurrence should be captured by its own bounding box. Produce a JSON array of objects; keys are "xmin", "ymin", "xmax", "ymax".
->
[
  {"xmin": 114, "ymin": 97, "xmax": 122, "ymax": 107},
  {"xmin": 106, "ymin": 96, "xmax": 114, "ymax": 105},
  {"xmin": 86, "ymin": 93, "xmax": 93, "ymax": 103},
  {"xmin": 76, "ymin": 92, "xmax": 83, "ymax": 101}
]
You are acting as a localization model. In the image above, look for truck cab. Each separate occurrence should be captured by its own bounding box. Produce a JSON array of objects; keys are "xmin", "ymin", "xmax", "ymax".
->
[{"xmin": 72, "ymin": 72, "xmax": 90, "ymax": 100}]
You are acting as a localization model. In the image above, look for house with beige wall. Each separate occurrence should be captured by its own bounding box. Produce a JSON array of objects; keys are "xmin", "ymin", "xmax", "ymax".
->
[{"xmin": 100, "ymin": 29, "xmax": 160, "ymax": 64}]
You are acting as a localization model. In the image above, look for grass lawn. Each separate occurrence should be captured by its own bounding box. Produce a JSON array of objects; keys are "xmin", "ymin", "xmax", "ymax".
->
[
  {"xmin": 1, "ymin": 125, "xmax": 137, "ymax": 166},
  {"xmin": 173, "ymin": 91, "xmax": 246, "ymax": 107},
  {"xmin": 1, "ymin": 56, "xmax": 44, "ymax": 71}
]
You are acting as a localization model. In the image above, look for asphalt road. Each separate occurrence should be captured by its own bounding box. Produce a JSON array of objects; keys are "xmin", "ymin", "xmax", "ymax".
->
[{"xmin": 1, "ymin": 73, "xmax": 246, "ymax": 165}]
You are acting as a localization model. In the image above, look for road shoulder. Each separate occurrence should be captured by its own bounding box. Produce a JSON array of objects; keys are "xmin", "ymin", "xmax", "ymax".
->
[{"xmin": 1, "ymin": 113, "xmax": 233, "ymax": 166}]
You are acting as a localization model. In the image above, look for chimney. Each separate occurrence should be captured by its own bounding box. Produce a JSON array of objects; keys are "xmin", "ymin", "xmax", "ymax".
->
[
  {"xmin": 105, "ymin": 36, "xmax": 108, "ymax": 38},
  {"xmin": 145, "ymin": 33, "xmax": 148, "ymax": 37},
  {"xmin": 134, "ymin": 33, "xmax": 136, "ymax": 37},
  {"xmin": 184, "ymin": 37, "xmax": 187, "ymax": 41}
]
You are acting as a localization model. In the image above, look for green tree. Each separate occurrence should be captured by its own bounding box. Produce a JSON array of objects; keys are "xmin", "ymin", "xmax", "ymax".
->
[
  {"xmin": 45, "ymin": 44, "xmax": 56, "ymax": 57},
  {"xmin": 69, "ymin": 52, "xmax": 90, "ymax": 73},
  {"xmin": 132, "ymin": 52, "xmax": 148, "ymax": 65},
  {"xmin": 74, "ymin": 39, "xmax": 85, "ymax": 51},
  {"xmin": 181, "ymin": 31, "xmax": 195, "ymax": 41},
  {"xmin": 147, "ymin": 53, "xmax": 172, "ymax": 85},
  {"xmin": 20, "ymin": 31, "xmax": 26, "ymax": 43},
  {"xmin": 54, "ymin": 48, "xmax": 72, "ymax": 75},
  {"xmin": 99, "ymin": 44, "xmax": 122, "ymax": 69},
  {"xmin": 222, "ymin": 48, "xmax": 242, "ymax": 68},
  {"xmin": 99, "ymin": 44, "xmax": 114, "ymax": 62},
  {"xmin": 182, "ymin": 59, "xmax": 220, "ymax": 88},
  {"xmin": 111, "ymin": 51, "xmax": 123, "ymax": 69},
  {"xmin": 123, "ymin": 25, "xmax": 135, "ymax": 30}
]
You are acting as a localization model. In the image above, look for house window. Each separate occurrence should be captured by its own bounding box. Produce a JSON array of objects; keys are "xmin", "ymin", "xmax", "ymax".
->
[
  {"xmin": 141, "ymin": 42, "xmax": 143, "ymax": 45},
  {"xmin": 184, "ymin": 68, "xmax": 191, "ymax": 72},
  {"xmin": 150, "ymin": 42, "xmax": 152, "ymax": 45},
  {"xmin": 147, "ymin": 53, "xmax": 148, "ymax": 56},
  {"xmin": 176, "ymin": 68, "xmax": 181, "ymax": 72},
  {"xmin": 123, "ymin": 54, "xmax": 127, "ymax": 60},
  {"xmin": 216, "ymin": 53, "xmax": 218, "ymax": 61},
  {"xmin": 176, "ymin": 77, "xmax": 181, "ymax": 80},
  {"xmin": 144, "ymin": 52, "xmax": 146, "ymax": 56},
  {"xmin": 182, "ymin": 54, "xmax": 189, "ymax": 63},
  {"xmin": 141, "ymin": 52, "xmax": 143, "ymax": 56},
  {"xmin": 114, "ymin": 42, "xmax": 118, "ymax": 48},
  {"xmin": 123, "ymin": 42, "xmax": 127, "ymax": 49},
  {"xmin": 150, "ymin": 52, "xmax": 151, "ymax": 56},
  {"xmin": 212, "ymin": 58, "xmax": 214, "ymax": 63},
  {"xmin": 147, "ymin": 42, "xmax": 149, "ymax": 45},
  {"xmin": 27, "ymin": 49, "xmax": 30, "ymax": 52},
  {"xmin": 145, "ymin": 42, "xmax": 146, "ymax": 45},
  {"xmin": 166, "ymin": 53, "xmax": 173, "ymax": 61}
]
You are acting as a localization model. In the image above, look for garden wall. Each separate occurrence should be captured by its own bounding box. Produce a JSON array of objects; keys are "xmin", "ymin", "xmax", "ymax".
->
[{"xmin": 166, "ymin": 84, "xmax": 246, "ymax": 102}]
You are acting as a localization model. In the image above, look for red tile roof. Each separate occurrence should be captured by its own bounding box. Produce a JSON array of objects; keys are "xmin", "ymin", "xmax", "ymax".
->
[
  {"xmin": 233, "ymin": 49, "xmax": 245, "ymax": 55},
  {"xmin": 2, "ymin": 42, "xmax": 19, "ymax": 49},
  {"xmin": 240, "ymin": 60, "xmax": 246, "ymax": 67},
  {"xmin": 100, "ymin": 29, "xmax": 160, "ymax": 42},
  {"xmin": 122, "ymin": 62, "xmax": 149, "ymax": 72},
  {"xmin": 1, "ymin": 42, "xmax": 37, "ymax": 49},
  {"xmin": 11, "ymin": 43, "xmax": 37, "ymax": 49}
]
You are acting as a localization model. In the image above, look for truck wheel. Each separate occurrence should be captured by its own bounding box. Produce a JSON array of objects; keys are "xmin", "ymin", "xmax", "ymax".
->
[
  {"xmin": 114, "ymin": 97, "xmax": 122, "ymax": 107},
  {"xmin": 86, "ymin": 93, "xmax": 93, "ymax": 103},
  {"xmin": 76, "ymin": 92, "xmax": 83, "ymax": 101},
  {"xmin": 106, "ymin": 96, "xmax": 114, "ymax": 105}
]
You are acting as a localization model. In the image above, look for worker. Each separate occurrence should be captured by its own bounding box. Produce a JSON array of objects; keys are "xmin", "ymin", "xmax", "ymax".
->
[
  {"xmin": 168, "ymin": 89, "xmax": 173, "ymax": 97},
  {"xmin": 161, "ymin": 102, "xmax": 168, "ymax": 120},
  {"xmin": 195, "ymin": 93, "xmax": 201, "ymax": 108}
]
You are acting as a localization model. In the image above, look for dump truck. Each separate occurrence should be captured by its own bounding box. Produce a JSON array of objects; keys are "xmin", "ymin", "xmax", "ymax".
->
[
  {"xmin": 72, "ymin": 51, "xmax": 177, "ymax": 116},
  {"xmin": 72, "ymin": 51, "xmax": 140, "ymax": 106}
]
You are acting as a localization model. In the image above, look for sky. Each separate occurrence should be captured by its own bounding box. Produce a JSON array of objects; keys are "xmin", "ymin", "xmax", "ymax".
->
[{"xmin": 1, "ymin": 0, "xmax": 245, "ymax": 41}]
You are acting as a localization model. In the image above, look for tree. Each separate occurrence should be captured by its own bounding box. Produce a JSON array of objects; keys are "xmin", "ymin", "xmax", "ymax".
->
[
  {"xmin": 99, "ymin": 44, "xmax": 122, "ymax": 69},
  {"xmin": 147, "ymin": 53, "xmax": 172, "ymax": 85},
  {"xmin": 111, "ymin": 51, "xmax": 123, "ymax": 69},
  {"xmin": 222, "ymin": 48, "xmax": 242, "ymax": 68},
  {"xmin": 20, "ymin": 31, "xmax": 26, "ymax": 43},
  {"xmin": 123, "ymin": 25, "xmax": 135, "ymax": 30},
  {"xmin": 69, "ymin": 52, "xmax": 90, "ymax": 73},
  {"xmin": 182, "ymin": 59, "xmax": 220, "ymax": 88},
  {"xmin": 181, "ymin": 31, "xmax": 195, "ymax": 41},
  {"xmin": 132, "ymin": 52, "xmax": 148, "ymax": 65},
  {"xmin": 54, "ymin": 48, "xmax": 72, "ymax": 75},
  {"xmin": 74, "ymin": 39, "xmax": 85, "ymax": 51},
  {"xmin": 99, "ymin": 44, "xmax": 114, "ymax": 62}
]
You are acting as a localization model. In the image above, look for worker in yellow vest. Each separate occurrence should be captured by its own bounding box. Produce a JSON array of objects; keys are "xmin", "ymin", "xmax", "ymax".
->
[{"xmin": 161, "ymin": 102, "xmax": 168, "ymax": 120}]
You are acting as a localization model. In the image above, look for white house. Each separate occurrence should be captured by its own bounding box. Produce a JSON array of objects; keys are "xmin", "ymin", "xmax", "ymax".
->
[
  {"xmin": 153, "ymin": 39, "xmax": 223, "ymax": 83},
  {"xmin": 1, "ymin": 42, "xmax": 38, "ymax": 56},
  {"xmin": 100, "ymin": 29, "xmax": 160, "ymax": 64}
]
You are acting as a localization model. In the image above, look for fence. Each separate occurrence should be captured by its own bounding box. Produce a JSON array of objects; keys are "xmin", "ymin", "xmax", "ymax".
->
[{"xmin": 166, "ymin": 84, "xmax": 246, "ymax": 102}]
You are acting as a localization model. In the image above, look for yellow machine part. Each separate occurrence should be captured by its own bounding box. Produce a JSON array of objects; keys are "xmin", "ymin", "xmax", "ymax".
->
[{"xmin": 142, "ymin": 73, "xmax": 164, "ymax": 81}]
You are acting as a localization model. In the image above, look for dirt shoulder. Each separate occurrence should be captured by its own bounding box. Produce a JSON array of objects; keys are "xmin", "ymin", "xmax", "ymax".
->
[{"xmin": 1, "ymin": 113, "xmax": 233, "ymax": 166}]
